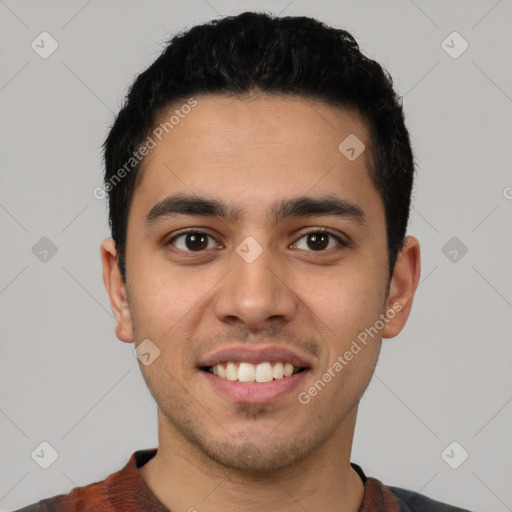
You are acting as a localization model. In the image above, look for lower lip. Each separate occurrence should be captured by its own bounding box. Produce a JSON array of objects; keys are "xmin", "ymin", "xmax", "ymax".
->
[{"xmin": 201, "ymin": 369, "xmax": 310, "ymax": 404}]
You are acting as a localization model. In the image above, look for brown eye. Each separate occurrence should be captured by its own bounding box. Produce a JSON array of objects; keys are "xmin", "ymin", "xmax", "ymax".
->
[
  {"xmin": 306, "ymin": 232, "xmax": 329, "ymax": 250},
  {"xmin": 293, "ymin": 230, "xmax": 345, "ymax": 252},
  {"xmin": 168, "ymin": 231, "xmax": 215, "ymax": 252}
]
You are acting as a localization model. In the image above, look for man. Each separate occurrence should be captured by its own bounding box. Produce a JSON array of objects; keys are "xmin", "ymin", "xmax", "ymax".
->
[{"xmin": 15, "ymin": 11, "xmax": 473, "ymax": 512}]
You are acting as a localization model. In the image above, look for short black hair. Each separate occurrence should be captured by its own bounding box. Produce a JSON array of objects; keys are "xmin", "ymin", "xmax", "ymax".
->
[{"xmin": 103, "ymin": 11, "xmax": 415, "ymax": 282}]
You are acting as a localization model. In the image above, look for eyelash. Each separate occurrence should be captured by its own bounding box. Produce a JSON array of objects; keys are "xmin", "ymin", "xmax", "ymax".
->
[{"xmin": 165, "ymin": 228, "xmax": 348, "ymax": 255}]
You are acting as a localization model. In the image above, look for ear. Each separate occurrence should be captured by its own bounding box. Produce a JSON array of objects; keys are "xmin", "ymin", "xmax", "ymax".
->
[
  {"xmin": 100, "ymin": 238, "xmax": 134, "ymax": 343},
  {"xmin": 382, "ymin": 236, "xmax": 421, "ymax": 339}
]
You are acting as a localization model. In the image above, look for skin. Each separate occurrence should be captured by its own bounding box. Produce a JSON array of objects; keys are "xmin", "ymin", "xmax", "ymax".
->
[{"xmin": 101, "ymin": 94, "xmax": 420, "ymax": 512}]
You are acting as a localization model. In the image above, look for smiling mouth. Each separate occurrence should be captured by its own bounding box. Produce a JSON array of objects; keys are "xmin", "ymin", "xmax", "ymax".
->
[{"xmin": 202, "ymin": 361, "xmax": 308, "ymax": 383}]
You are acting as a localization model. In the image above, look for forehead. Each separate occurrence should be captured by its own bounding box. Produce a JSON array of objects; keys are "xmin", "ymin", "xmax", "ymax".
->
[
  {"xmin": 130, "ymin": 94, "xmax": 380, "ymax": 224},
  {"xmin": 148, "ymin": 93, "xmax": 371, "ymax": 160}
]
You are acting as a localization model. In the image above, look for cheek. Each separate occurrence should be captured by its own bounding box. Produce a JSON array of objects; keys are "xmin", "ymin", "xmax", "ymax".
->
[
  {"xmin": 127, "ymin": 264, "xmax": 189, "ymax": 337},
  {"xmin": 297, "ymin": 265, "xmax": 386, "ymax": 388},
  {"xmin": 302, "ymin": 263, "xmax": 386, "ymax": 331},
  {"xmin": 127, "ymin": 260, "xmax": 216, "ymax": 366}
]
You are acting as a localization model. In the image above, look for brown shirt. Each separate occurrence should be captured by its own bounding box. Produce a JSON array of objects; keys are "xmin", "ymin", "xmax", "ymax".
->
[{"xmin": 13, "ymin": 448, "xmax": 473, "ymax": 512}]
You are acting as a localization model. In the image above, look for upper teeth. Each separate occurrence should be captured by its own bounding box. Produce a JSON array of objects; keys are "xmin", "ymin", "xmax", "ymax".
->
[{"xmin": 210, "ymin": 362, "xmax": 300, "ymax": 383}]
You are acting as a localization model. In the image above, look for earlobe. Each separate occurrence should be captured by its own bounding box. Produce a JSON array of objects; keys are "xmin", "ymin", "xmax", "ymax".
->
[
  {"xmin": 100, "ymin": 238, "xmax": 135, "ymax": 343},
  {"xmin": 382, "ymin": 236, "xmax": 421, "ymax": 339}
]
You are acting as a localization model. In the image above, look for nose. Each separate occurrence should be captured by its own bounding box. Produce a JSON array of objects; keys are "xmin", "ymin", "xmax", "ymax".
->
[{"xmin": 213, "ymin": 240, "xmax": 299, "ymax": 332}]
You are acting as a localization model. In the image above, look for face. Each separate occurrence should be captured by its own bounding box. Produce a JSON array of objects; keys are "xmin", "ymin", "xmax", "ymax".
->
[{"xmin": 102, "ymin": 94, "xmax": 419, "ymax": 473}]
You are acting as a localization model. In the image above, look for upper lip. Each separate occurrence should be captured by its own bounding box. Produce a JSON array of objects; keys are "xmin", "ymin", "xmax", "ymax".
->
[{"xmin": 198, "ymin": 345, "xmax": 313, "ymax": 369}]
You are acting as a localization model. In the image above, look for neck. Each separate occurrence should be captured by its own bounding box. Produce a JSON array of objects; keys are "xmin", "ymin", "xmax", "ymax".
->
[{"xmin": 139, "ymin": 408, "xmax": 365, "ymax": 512}]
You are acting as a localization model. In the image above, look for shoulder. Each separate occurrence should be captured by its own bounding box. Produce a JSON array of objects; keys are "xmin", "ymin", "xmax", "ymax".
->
[
  {"xmin": 10, "ymin": 449, "xmax": 153, "ymax": 512},
  {"xmin": 385, "ymin": 482, "xmax": 475, "ymax": 512},
  {"xmin": 11, "ymin": 482, "xmax": 111, "ymax": 511},
  {"xmin": 351, "ymin": 462, "xmax": 474, "ymax": 512},
  {"xmin": 10, "ymin": 465, "xmax": 120, "ymax": 512}
]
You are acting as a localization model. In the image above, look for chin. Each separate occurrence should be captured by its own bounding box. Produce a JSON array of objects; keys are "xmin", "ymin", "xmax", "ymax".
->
[
  {"xmin": 157, "ymin": 395, "xmax": 335, "ymax": 473},
  {"xmin": 195, "ymin": 431, "xmax": 322, "ymax": 474}
]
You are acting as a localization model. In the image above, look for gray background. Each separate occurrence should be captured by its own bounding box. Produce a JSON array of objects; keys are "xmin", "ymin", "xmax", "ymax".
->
[{"xmin": 1, "ymin": 1, "xmax": 511, "ymax": 510}]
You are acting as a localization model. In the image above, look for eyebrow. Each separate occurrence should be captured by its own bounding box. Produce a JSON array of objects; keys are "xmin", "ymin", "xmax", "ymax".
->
[{"xmin": 145, "ymin": 193, "xmax": 366, "ymax": 227}]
